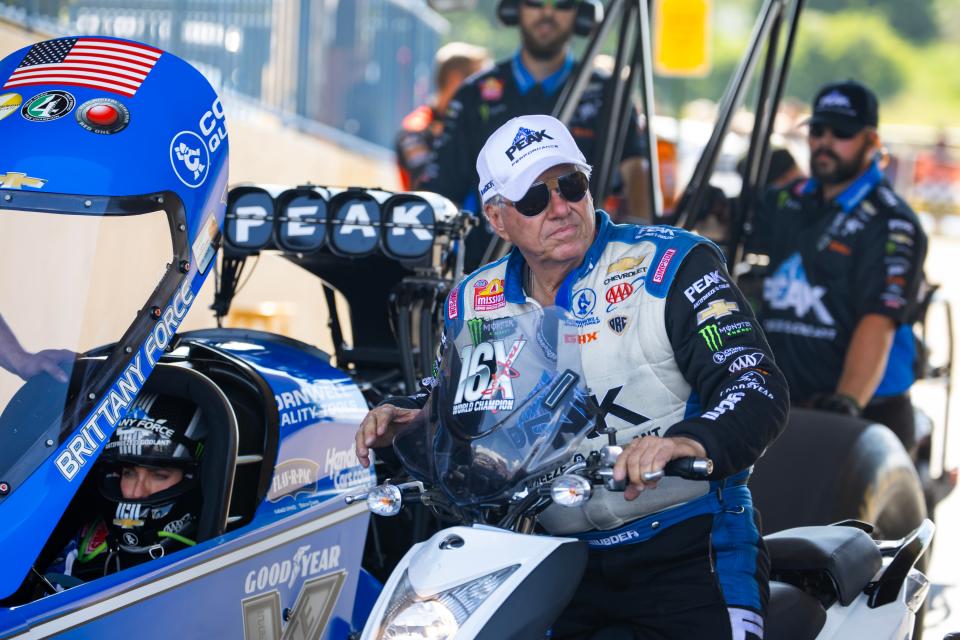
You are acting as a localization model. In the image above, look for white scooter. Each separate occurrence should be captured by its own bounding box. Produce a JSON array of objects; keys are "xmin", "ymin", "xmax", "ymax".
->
[
  {"xmin": 349, "ymin": 308, "xmax": 934, "ymax": 639},
  {"xmin": 350, "ymin": 467, "xmax": 933, "ymax": 639}
]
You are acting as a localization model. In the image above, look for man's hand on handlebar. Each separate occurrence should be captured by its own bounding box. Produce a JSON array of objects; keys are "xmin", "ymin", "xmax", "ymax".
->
[
  {"xmin": 612, "ymin": 435, "xmax": 708, "ymax": 501},
  {"xmin": 355, "ymin": 404, "xmax": 422, "ymax": 468}
]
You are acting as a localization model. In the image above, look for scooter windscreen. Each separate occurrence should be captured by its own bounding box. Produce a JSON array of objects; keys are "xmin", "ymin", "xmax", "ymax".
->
[{"xmin": 394, "ymin": 306, "xmax": 594, "ymax": 506}]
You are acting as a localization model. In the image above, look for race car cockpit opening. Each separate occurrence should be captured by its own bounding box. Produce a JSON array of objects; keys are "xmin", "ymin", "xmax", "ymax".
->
[
  {"xmin": 0, "ymin": 194, "xmax": 186, "ymax": 496},
  {"xmin": 0, "ymin": 189, "xmax": 204, "ymax": 602}
]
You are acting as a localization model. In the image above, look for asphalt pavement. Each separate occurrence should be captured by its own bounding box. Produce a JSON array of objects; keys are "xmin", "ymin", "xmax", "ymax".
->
[{"xmin": 918, "ymin": 232, "xmax": 960, "ymax": 638}]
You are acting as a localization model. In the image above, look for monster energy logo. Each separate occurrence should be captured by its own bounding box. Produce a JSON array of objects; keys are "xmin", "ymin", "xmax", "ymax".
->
[
  {"xmin": 699, "ymin": 325, "xmax": 723, "ymax": 352},
  {"xmin": 467, "ymin": 318, "xmax": 484, "ymax": 346}
]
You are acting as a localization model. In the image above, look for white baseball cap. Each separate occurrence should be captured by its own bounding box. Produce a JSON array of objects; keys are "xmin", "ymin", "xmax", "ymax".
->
[{"xmin": 476, "ymin": 114, "xmax": 591, "ymax": 204}]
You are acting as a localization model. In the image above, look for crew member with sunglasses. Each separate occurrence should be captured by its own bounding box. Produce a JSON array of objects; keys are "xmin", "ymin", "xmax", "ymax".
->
[
  {"xmin": 357, "ymin": 115, "xmax": 788, "ymax": 639},
  {"xmin": 749, "ymin": 80, "xmax": 928, "ymax": 454},
  {"xmin": 421, "ymin": 0, "xmax": 648, "ymax": 271}
]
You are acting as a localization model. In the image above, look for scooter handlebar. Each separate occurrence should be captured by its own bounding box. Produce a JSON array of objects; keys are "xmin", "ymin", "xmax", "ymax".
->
[
  {"xmin": 642, "ymin": 457, "xmax": 714, "ymax": 483},
  {"xmin": 593, "ymin": 453, "xmax": 713, "ymax": 490}
]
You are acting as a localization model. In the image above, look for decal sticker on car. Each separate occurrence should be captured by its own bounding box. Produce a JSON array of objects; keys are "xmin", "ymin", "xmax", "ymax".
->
[
  {"xmin": 0, "ymin": 92, "xmax": 21, "ymax": 122},
  {"xmin": 20, "ymin": 89, "xmax": 75, "ymax": 122},
  {"xmin": 0, "ymin": 171, "xmax": 46, "ymax": 189},
  {"xmin": 3, "ymin": 37, "xmax": 160, "ymax": 97}
]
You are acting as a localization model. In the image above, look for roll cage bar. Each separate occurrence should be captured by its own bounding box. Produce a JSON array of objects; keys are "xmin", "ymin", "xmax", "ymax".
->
[{"xmin": 554, "ymin": 0, "xmax": 805, "ymax": 272}]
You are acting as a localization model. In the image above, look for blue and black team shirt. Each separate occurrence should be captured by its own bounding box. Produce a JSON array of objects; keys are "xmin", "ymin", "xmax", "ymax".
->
[
  {"xmin": 749, "ymin": 161, "xmax": 928, "ymax": 402},
  {"xmin": 421, "ymin": 50, "xmax": 644, "ymax": 212}
]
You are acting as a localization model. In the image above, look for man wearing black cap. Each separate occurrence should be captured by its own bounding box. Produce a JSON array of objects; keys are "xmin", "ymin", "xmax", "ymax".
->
[{"xmin": 749, "ymin": 79, "xmax": 928, "ymax": 452}]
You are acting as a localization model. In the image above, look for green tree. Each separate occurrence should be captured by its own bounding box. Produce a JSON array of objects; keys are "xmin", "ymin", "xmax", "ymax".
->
[
  {"xmin": 805, "ymin": 0, "xmax": 938, "ymax": 43},
  {"xmin": 786, "ymin": 11, "xmax": 910, "ymax": 103}
]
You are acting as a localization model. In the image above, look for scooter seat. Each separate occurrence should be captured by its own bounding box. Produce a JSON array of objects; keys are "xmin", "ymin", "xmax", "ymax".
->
[
  {"xmin": 766, "ymin": 581, "xmax": 826, "ymax": 640},
  {"xmin": 765, "ymin": 525, "xmax": 882, "ymax": 606}
]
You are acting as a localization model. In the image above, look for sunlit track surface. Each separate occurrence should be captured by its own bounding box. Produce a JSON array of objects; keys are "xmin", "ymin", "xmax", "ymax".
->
[{"xmin": 916, "ymin": 232, "xmax": 960, "ymax": 637}]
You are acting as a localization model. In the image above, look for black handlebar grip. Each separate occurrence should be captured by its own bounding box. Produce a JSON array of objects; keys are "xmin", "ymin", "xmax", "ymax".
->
[{"xmin": 642, "ymin": 457, "xmax": 714, "ymax": 482}]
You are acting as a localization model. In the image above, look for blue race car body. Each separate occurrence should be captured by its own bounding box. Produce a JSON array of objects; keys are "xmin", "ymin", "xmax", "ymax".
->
[
  {"xmin": 0, "ymin": 330, "xmax": 381, "ymax": 639},
  {"xmin": 0, "ymin": 33, "xmax": 460, "ymax": 639}
]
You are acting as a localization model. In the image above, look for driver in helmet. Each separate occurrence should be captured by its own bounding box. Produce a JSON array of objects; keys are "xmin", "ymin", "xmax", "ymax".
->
[{"xmin": 46, "ymin": 392, "xmax": 206, "ymax": 585}]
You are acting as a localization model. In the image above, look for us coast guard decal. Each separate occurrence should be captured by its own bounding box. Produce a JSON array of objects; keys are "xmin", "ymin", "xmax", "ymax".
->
[{"xmin": 453, "ymin": 339, "xmax": 526, "ymax": 414}]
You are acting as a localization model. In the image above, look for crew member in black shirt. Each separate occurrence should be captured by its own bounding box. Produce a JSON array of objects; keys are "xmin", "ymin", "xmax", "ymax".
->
[
  {"xmin": 422, "ymin": 0, "xmax": 648, "ymax": 269},
  {"xmin": 750, "ymin": 80, "xmax": 927, "ymax": 453}
]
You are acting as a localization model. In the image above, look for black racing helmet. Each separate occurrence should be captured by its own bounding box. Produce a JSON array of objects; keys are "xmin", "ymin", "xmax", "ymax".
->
[{"xmin": 98, "ymin": 392, "xmax": 207, "ymax": 558}]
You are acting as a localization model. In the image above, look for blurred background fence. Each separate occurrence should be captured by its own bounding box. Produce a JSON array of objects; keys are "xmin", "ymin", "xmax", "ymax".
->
[{"xmin": 0, "ymin": 0, "xmax": 446, "ymax": 150}]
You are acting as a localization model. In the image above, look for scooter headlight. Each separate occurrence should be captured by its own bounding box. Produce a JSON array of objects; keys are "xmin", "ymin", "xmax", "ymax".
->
[
  {"xmin": 382, "ymin": 601, "xmax": 458, "ymax": 639},
  {"xmin": 378, "ymin": 565, "xmax": 519, "ymax": 639}
]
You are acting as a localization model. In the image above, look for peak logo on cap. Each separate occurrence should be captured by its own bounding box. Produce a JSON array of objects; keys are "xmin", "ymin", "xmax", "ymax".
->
[
  {"xmin": 506, "ymin": 127, "xmax": 554, "ymax": 161},
  {"xmin": 477, "ymin": 114, "xmax": 590, "ymax": 203},
  {"xmin": 818, "ymin": 90, "xmax": 852, "ymax": 111}
]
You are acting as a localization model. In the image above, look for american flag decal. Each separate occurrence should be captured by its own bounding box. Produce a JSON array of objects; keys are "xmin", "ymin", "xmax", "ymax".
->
[{"xmin": 3, "ymin": 37, "xmax": 161, "ymax": 97}]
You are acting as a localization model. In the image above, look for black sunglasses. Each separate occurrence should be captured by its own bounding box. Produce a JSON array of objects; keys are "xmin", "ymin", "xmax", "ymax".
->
[
  {"xmin": 508, "ymin": 171, "xmax": 590, "ymax": 217},
  {"xmin": 809, "ymin": 123, "xmax": 859, "ymax": 140},
  {"xmin": 523, "ymin": 0, "xmax": 578, "ymax": 10}
]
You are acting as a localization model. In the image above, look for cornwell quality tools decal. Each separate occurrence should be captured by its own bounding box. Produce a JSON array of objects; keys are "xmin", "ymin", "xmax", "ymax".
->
[
  {"xmin": 170, "ymin": 96, "xmax": 227, "ymax": 189},
  {"xmin": 3, "ymin": 37, "xmax": 161, "ymax": 97},
  {"xmin": 571, "ymin": 288, "xmax": 600, "ymax": 327},
  {"xmin": 453, "ymin": 339, "xmax": 526, "ymax": 414},
  {"xmin": 170, "ymin": 130, "xmax": 209, "ymax": 188}
]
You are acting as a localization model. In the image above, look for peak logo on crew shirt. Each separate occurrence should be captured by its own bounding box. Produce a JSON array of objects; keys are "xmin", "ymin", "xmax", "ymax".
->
[
  {"xmin": 506, "ymin": 127, "xmax": 554, "ymax": 161},
  {"xmin": 763, "ymin": 252, "xmax": 834, "ymax": 325},
  {"xmin": 473, "ymin": 278, "xmax": 506, "ymax": 311},
  {"xmin": 684, "ymin": 270, "xmax": 727, "ymax": 303}
]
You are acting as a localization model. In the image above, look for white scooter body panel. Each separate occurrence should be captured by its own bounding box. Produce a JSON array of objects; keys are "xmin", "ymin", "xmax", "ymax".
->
[
  {"xmin": 815, "ymin": 585, "xmax": 914, "ymax": 639},
  {"xmin": 361, "ymin": 524, "xmax": 578, "ymax": 639}
]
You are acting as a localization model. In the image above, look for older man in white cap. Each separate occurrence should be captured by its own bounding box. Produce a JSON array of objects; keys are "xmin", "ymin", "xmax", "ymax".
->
[{"xmin": 356, "ymin": 114, "xmax": 787, "ymax": 639}]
